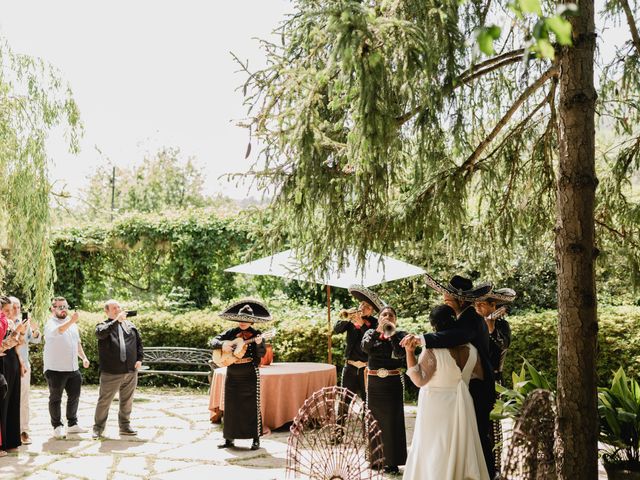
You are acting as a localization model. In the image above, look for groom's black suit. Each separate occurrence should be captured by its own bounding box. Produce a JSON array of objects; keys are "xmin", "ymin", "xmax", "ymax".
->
[{"xmin": 422, "ymin": 305, "xmax": 496, "ymax": 478}]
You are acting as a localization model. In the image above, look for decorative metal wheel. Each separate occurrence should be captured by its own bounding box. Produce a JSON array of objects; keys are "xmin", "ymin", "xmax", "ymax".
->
[
  {"xmin": 503, "ymin": 389, "xmax": 556, "ymax": 480},
  {"xmin": 287, "ymin": 386, "xmax": 384, "ymax": 480}
]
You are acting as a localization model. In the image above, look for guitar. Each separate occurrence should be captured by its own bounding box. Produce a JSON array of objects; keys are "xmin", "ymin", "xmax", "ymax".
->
[{"xmin": 211, "ymin": 329, "xmax": 277, "ymax": 367}]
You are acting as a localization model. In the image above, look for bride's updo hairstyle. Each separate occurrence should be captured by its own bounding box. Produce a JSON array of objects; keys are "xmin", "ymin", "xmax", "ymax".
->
[{"xmin": 429, "ymin": 304, "xmax": 457, "ymax": 332}]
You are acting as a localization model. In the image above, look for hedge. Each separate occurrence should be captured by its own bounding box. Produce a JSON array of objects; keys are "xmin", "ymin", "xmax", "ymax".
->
[
  {"xmin": 27, "ymin": 301, "xmax": 348, "ymax": 388},
  {"xmin": 26, "ymin": 304, "xmax": 640, "ymax": 393}
]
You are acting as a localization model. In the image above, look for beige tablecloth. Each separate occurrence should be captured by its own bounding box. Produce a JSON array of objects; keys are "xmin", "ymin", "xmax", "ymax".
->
[{"xmin": 209, "ymin": 362, "xmax": 337, "ymax": 434}]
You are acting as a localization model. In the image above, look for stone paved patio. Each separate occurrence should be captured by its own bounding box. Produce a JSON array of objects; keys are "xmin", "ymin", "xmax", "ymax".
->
[{"xmin": 1, "ymin": 386, "xmax": 607, "ymax": 479}]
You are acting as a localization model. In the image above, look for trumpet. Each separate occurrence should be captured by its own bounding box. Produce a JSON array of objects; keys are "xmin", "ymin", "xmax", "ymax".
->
[
  {"xmin": 382, "ymin": 321, "xmax": 396, "ymax": 337},
  {"xmin": 339, "ymin": 307, "xmax": 359, "ymax": 319}
]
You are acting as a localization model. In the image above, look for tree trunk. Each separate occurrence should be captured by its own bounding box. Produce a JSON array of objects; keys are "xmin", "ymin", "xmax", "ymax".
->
[{"xmin": 555, "ymin": 0, "xmax": 599, "ymax": 477}]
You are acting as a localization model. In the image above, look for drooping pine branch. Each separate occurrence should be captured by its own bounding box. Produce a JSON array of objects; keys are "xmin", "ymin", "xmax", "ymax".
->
[{"xmin": 461, "ymin": 66, "xmax": 559, "ymax": 173}]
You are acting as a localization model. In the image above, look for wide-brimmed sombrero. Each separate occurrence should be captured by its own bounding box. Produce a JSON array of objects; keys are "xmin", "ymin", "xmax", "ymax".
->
[
  {"xmin": 424, "ymin": 274, "xmax": 493, "ymax": 302},
  {"xmin": 219, "ymin": 299, "xmax": 272, "ymax": 323},
  {"xmin": 478, "ymin": 287, "xmax": 517, "ymax": 305},
  {"xmin": 348, "ymin": 285, "xmax": 386, "ymax": 313}
]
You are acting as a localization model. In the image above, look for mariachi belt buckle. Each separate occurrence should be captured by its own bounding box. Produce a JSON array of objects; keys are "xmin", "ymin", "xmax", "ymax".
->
[{"xmin": 376, "ymin": 368, "xmax": 389, "ymax": 378}]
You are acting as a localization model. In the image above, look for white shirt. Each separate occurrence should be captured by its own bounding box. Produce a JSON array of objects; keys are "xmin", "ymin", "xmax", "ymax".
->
[{"xmin": 43, "ymin": 317, "xmax": 80, "ymax": 372}]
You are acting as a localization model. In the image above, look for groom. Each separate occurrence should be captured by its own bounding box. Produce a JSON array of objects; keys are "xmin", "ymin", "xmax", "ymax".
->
[{"xmin": 401, "ymin": 275, "xmax": 496, "ymax": 478}]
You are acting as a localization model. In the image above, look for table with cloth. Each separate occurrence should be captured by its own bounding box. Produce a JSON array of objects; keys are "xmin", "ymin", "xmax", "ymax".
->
[{"xmin": 209, "ymin": 362, "xmax": 337, "ymax": 434}]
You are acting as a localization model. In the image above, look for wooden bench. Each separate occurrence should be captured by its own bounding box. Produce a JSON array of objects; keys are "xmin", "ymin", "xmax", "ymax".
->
[{"xmin": 139, "ymin": 347, "xmax": 215, "ymax": 381}]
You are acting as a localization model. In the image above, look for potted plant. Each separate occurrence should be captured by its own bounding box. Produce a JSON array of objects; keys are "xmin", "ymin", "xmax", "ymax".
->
[
  {"xmin": 492, "ymin": 359, "xmax": 554, "ymax": 421},
  {"xmin": 598, "ymin": 367, "xmax": 640, "ymax": 479}
]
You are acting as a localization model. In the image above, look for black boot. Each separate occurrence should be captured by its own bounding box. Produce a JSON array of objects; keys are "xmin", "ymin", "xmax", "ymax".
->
[
  {"xmin": 250, "ymin": 438, "xmax": 260, "ymax": 450},
  {"xmin": 217, "ymin": 439, "xmax": 234, "ymax": 449}
]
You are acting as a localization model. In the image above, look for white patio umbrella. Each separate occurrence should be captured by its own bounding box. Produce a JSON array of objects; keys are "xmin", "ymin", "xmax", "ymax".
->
[{"xmin": 225, "ymin": 249, "xmax": 426, "ymax": 363}]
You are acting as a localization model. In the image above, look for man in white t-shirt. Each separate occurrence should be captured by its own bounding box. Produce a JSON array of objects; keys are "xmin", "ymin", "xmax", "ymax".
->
[{"xmin": 43, "ymin": 296, "xmax": 91, "ymax": 439}]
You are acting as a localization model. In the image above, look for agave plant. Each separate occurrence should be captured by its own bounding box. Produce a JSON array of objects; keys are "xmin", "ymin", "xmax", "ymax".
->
[
  {"xmin": 492, "ymin": 359, "xmax": 554, "ymax": 421},
  {"xmin": 598, "ymin": 367, "xmax": 640, "ymax": 469}
]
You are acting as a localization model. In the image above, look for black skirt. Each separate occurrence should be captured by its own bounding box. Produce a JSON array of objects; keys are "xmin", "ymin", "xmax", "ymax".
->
[
  {"xmin": 223, "ymin": 362, "xmax": 261, "ymax": 440},
  {"xmin": 0, "ymin": 348, "xmax": 22, "ymax": 450},
  {"xmin": 367, "ymin": 374, "xmax": 406, "ymax": 467}
]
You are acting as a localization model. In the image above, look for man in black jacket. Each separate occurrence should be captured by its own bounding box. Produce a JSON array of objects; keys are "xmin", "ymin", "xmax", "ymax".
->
[
  {"xmin": 92, "ymin": 300, "xmax": 143, "ymax": 439},
  {"xmin": 401, "ymin": 275, "xmax": 496, "ymax": 478}
]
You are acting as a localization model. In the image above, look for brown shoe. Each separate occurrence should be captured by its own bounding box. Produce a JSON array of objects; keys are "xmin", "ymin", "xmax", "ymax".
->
[{"xmin": 20, "ymin": 432, "xmax": 31, "ymax": 445}]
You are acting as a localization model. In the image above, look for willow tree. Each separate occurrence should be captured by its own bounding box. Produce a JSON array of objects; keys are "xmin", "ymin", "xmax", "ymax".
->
[
  {"xmin": 238, "ymin": 0, "xmax": 640, "ymax": 477},
  {"xmin": 0, "ymin": 39, "xmax": 81, "ymax": 319}
]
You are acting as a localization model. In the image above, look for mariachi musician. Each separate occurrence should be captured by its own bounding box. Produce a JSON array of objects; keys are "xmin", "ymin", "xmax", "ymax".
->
[
  {"xmin": 474, "ymin": 287, "xmax": 516, "ymax": 475},
  {"xmin": 333, "ymin": 285, "xmax": 384, "ymax": 400},
  {"xmin": 210, "ymin": 299, "xmax": 271, "ymax": 451}
]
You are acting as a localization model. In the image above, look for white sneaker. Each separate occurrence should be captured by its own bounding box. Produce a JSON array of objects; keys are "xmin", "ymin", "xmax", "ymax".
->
[
  {"xmin": 66, "ymin": 424, "xmax": 87, "ymax": 434},
  {"xmin": 53, "ymin": 426, "xmax": 66, "ymax": 439}
]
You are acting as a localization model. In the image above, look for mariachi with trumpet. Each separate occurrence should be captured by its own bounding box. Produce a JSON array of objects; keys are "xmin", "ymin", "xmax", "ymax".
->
[{"xmin": 333, "ymin": 285, "xmax": 385, "ymax": 401}]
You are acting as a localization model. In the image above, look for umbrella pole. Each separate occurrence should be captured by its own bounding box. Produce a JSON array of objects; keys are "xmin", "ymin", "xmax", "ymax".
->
[{"xmin": 327, "ymin": 285, "xmax": 332, "ymax": 364}]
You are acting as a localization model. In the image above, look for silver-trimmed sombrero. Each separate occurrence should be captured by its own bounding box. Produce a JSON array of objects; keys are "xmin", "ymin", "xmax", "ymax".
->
[
  {"xmin": 478, "ymin": 287, "xmax": 516, "ymax": 305},
  {"xmin": 424, "ymin": 274, "xmax": 493, "ymax": 302},
  {"xmin": 348, "ymin": 285, "xmax": 386, "ymax": 313},
  {"xmin": 219, "ymin": 299, "xmax": 273, "ymax": 323}
]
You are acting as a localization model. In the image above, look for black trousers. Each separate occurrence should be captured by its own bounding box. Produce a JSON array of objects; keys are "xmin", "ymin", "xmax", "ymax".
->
[
  {"xmin": 44, "ymin": 370, "xmax": 82, "ymax": 428},
  {"xmin": 0, "ymin": 349, "xmax": 22, "ymax": 450},
  {"xmin": 469, "ymin": 378, "xmax": 495, "ymax": 479},
  {"xmin": 341, "ymin": 363, "xmax": 366, "ymax": 400}
]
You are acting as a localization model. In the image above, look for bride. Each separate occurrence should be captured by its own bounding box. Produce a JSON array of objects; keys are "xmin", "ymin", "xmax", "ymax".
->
[{"xmin": 402, "ymin": 305, "xmax": 490, "ymax": 480}]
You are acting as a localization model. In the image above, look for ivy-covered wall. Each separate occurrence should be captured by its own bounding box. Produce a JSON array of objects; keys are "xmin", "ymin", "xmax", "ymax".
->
[{"xmin": 50, "ymin": 211, "xmax": 254, "ymax": 308}]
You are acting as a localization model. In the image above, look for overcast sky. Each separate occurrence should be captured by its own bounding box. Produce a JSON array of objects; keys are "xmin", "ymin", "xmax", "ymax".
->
[{"xmin": 0, "ymin": 0, "xmax": 292, "ymax": 200}]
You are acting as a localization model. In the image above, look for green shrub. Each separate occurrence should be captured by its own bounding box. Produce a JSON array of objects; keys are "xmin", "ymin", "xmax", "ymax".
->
[
  {"xmin": 28, "ymin": 303, "xmax": 346, "ymax": 388},
  {"xmin": 492, "ymin": 360, "xmax": 554, "ymax": 421},
  {"xmin": 505, "ymin": 306, "xmax": 640, "ymax": 388}
]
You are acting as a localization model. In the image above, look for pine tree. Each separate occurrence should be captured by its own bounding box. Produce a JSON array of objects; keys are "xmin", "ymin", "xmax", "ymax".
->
[{"xmin": 238, "ymin": 0, "xmax": 640, "ymax": 476}]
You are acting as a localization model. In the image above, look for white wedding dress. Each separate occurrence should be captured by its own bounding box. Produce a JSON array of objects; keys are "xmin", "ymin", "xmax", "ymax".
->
[{"xmin": 403, "ymin": 344, "xmax": 490, "ymax": 480}]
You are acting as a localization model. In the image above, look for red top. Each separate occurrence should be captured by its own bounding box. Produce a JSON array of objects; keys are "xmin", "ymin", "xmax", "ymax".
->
[{"xmin": 0, "ymin": 310, "xmax": 7, "ymax": 445}]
